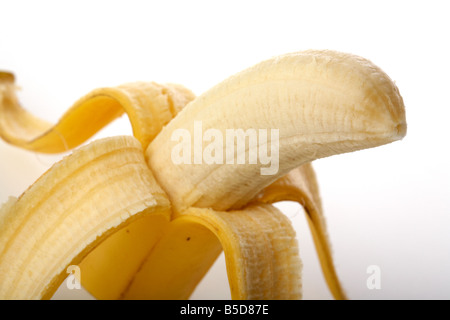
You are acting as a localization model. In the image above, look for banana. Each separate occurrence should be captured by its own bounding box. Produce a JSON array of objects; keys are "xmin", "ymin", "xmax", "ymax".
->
[{"xmin": 0, "ymin": 49, "xmax": 406, "ymax": 300}]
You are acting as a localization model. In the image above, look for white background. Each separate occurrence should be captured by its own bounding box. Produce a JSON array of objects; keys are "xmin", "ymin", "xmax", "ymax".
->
[{"xmin": 1, "ymin": 0, "xmax": 449, "ymax": 300}]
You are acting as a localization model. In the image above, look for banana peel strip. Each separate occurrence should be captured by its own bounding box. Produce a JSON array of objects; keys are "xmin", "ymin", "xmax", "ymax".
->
[
  {"xmin": 0, "ymin": 136, "xmax": 171, "ymax": 299},
  {"xmin": 0, "ymin": 71, "xmax": 195, "ymax": 152},
  {"xmin": 255, "ymin": 163, "xmax": 347, "ymax": 300},
  {"xmin": 120, "ymin": 204, "xmax": 302, "ymax": 300}
]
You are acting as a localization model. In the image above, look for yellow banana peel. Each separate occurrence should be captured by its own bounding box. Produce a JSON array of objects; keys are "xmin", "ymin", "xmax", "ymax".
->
[{"xmin": 0, "ymin": 50, "xmax": 406, "ymax": 300}]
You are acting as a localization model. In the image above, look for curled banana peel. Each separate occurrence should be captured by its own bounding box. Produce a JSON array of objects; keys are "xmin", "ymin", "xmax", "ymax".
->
[
  {"xmin": 0, "ymin": 50, "xmax": 406, "ymax": 300},
  {"xmin": 0, "ymin": 71, "xmax": 195, "ymax": 152},
  {"xmin": 0, "ymin": 136, "xmax": 171, "ymax": 299},
  {"xmin": 254, "ymin": 163, "xmax": 346, "ymax": 299}
]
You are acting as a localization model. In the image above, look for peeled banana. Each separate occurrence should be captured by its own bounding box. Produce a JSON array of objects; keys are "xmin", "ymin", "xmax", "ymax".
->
[{"xmin": 0, "ymin": 50, "xmax": 406, "ymax": 300}]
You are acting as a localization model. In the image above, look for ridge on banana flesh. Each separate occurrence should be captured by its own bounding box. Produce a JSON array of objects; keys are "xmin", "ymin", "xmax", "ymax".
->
[{"xmin": 0, "ymin": 49, "xmax": 406, "ymax": 300}]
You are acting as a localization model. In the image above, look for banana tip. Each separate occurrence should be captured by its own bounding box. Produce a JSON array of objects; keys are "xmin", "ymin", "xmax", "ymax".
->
[
  {"xmin": 395, "ymin": 122, "xmax": 407, "ymax": 140},
  {"xmin": 0, "ymin": 71, "xmax": 15, "ymax": 83}
]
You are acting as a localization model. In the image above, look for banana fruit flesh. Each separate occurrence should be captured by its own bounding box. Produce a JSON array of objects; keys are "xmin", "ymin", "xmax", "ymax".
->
[
  {"xmin": 147, "ymin": 50, "xmax": 406, "ymax": 212},
  {"xmin": 0, "ymin": 50, "xmax": 406, "ymax": 300}
]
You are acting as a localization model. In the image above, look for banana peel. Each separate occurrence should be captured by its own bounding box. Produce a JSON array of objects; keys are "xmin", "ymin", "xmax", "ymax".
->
[
  {"xmin": 254, "ymin": 164, "xmax": 346, "ymax": 299},
  {"xmin": 0, "ymin": 71, "xmax": 195, "ymax": 152},
  {"xmin": 0, "ymin": 136, "xmax": 171, "ymax": 299},
  {"xmin": 0, "ymin": 50, "xmax": 406, "ymax": 300}
]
